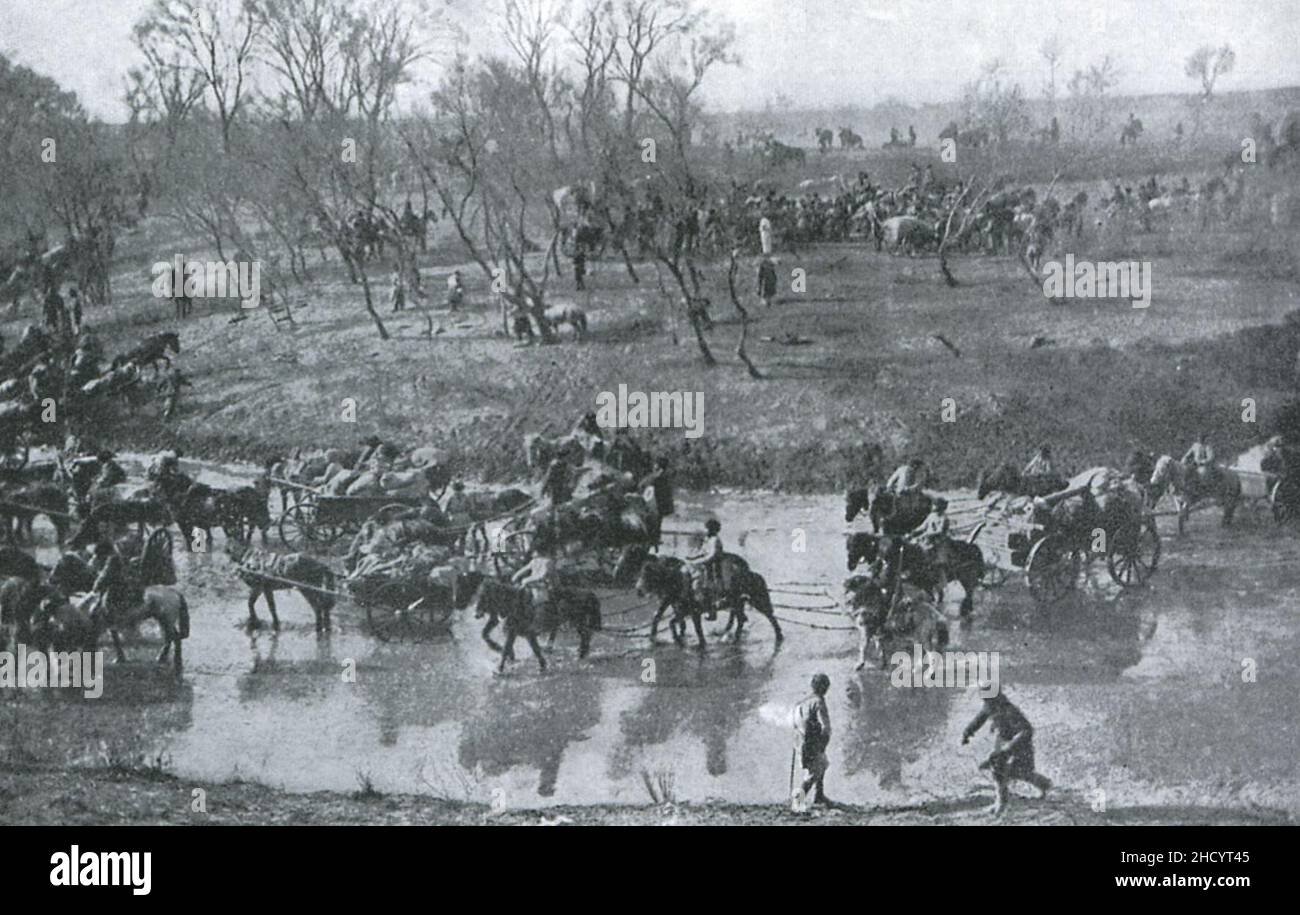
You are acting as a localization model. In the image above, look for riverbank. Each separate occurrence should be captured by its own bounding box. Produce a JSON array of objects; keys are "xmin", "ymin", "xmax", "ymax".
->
[
  {"xmin": 14, "ymin": 229, "xmax": 1298, "ymax": 494},
  {"xmin": 1, "ymin": 764, "xmax": 1290, "ymax": 826}
]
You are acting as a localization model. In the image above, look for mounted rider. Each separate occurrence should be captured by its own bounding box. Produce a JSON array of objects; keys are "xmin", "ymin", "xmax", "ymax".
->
[
  {"xmin": 90, "ymin": 539, "xmax": 142, "ymax": 625},
  {"xmin": 511, "ymin": 535, "xmax": 558, "ymax": 622},
  {"xmin": 885, "ymin": 457, "xmax": 927, "ymax": 494},
  {"xmin": 687, "ymin": 518, "xmax": 725, "ymax": 621},
  {"xmin": 1181, "ymin": 430, "xmax": 1219, "ymax": 487}
]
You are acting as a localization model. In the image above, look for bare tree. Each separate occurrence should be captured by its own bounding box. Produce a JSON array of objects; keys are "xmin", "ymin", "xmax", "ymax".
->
[
  {"xmin": 136, "ymin": 0, "xmax": 263, "ymax": 152},
  {"xmin": 1185, "ymin": 44, "xmax": 1236, "ymax": 102}
]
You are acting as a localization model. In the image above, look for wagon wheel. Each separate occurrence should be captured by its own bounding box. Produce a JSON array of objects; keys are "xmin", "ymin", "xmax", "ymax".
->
[
  {"xmin": 145, "ymin": 526, "xmax": 174, "ymax": 560},
  {"xmin": 1025, "ymin": 534, "xmax": 1081, "ymax": 603},
  {"xmin": 1269, "ymin": 480, "xmax": 1293, "ymax": 523},
  {"xmin": 364, "ymin": 583, "xmax": 452, "ymax": 642},
  {"xmin": 278, "ymin": 502, "xmax": 315, "ymax": 548},
  {"xmin": 363, "ymin": 581, "xmax": 414, "ymax": 642},
  {"xmin": 1107, "ymin": 523, "xmax": 1160, "ymax": 588}
]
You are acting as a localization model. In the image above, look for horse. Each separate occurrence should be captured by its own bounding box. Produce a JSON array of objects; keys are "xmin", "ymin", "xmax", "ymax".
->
[
  {"xmin": 0, "ymin": 574, "xmax": 61, "ymax": 647},
  {"xmin": 975, "ymin": 463, "xmax": 1067, "ymax": 499},
  {"xmin": 0, "ymin": 482, "xmax": 71, "ymax": 544},
  {"xmin": 542, "ymin": 303, "xmax": 588, "ymax": 341},
  {"xmin": 458, "ymin": 574, "xmax": 603, "ymax": 672},
  {"xmin": 524, "ymin": 433, "xmax": 589, "ymax": 470},
  {"xmin": 1148, "ymin": 455, "xmax": 1242, "ymax": 534},
  {"xmin": 226, "ymin": 538, "xmax": 336, "ymax": 631},
  {"xmin": 112, "ymin": 331, "xmax": 180, "ymax": 375},
  {"xmin": 42, "ymin": 534, "xmax": 188, "ymax": 672},
  {"xmin": 846, "ymin": 527, "xmax": 985, "ymax": 616},
  {"xmin": 846, "ymin": 483, "xmax": 933, "ymax": 535},
  {"xmin": 842, "ymin": 574, "xmax": 948, "ymax": 671},
  {"xmin": 633, "ymin": 553, "xmax": 782, "ymax": 647}
]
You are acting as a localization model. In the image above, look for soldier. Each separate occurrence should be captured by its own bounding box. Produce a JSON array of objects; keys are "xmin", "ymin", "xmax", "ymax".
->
[
  {"xmin": 389, "ymin": 267, "xmax": 406, "ymax": 313},
  {"xmin": 962, "ymin": 691, "xmax": 1052, "ymax": 816},
  {"xmin": 1181, "ymin": 430, "xmax": 1217, "ymax": 486},
  {"xmin": 885, "ymin": 457, "xmax": 926, "ymax": 494},
  {"xmin": 791, "ymin": 673, "xmax": 833, "ymax": 811},
  {"xmin": 160, "ymin": 366, "xmax": 192, "ymax": 419},
  {"xmin": 686, "ymin": 518, "xmax": 724, "ymax": 621},
  {"xmin": 91, "ymin": 449, "xmax": 126, "ymax": 495},
  {"xmin": 67, "ymin": 287, "xmax": 83, "ymax": 334},
  {"xmin": 1022, "ymin": 444, "xmax": 1055, "ymax": 480},
  {"xmin": 511, "ymin": 535, "xmax": 557, "ymax": 620},
  {"xmin": 90, "ymin": 540, "xmax": 141, "ymax": 625},
  {"xmin": 445, "ymin": 270, "xmax": 464, "ymax": 312},
  {"xmin": 638, "ymin": 455, "xmax": 675, "ymax": 517},
  {"xmin": 757, "ymin": 255, "xmax": 778, "ymax": 308},
  {"xmin": 540, "ymin": 457, "xmax": 573, "ymax": 508}
]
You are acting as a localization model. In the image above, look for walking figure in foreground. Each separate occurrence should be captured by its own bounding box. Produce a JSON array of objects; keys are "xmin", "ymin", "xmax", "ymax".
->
[
  {"xmin": 791, "ymin": 672, "xmax": 833, "ymax": 812},
  {"xmin": 961, "ymin": 691, "xmax": 1052, "ymax": 816}
]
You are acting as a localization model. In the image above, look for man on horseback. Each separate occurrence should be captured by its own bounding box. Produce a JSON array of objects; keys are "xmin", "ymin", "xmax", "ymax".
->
[
  {"xmin": 885, "ymin": 458, "xmax": 926, "ymax": 495},
  {"xmin": 511, "ymin": 536, "xmax": 557, "ymax": 622},
  {"xmin": 89, "ymin": 539, "xmax": 142, "ymax": 626},
  {"xmin": 686, "ymin": 519, "xmax": 724, "ymax": 622},
  {"xmin": 1182, "ymin": 430, "xmax": 1219, "ymax": 489}
]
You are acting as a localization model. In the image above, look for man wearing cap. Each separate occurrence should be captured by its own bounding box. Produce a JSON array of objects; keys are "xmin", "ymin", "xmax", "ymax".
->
[
  {"xmin": 885, "ymin": 458, "xmax": 926, "ymax": 495},
  {"xmin": 686, "ymin": 518, "xmax": 724, "ymax": 621},
  {"xmin": 90, "ymin": 540, "xmax": 141, "ymax": 625},
  {"xmin": 791, "ymin": 673, "xmax": 833, "ymax": 811},
  {"xmin": 962, "ymin": 691, "xmax": 1052, "ymax": 816}
]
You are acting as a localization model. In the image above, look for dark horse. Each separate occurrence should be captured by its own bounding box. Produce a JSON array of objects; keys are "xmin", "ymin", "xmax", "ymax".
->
[
  {"xmin": 112, "ymin": 331, "xmax": 180, "ymax": 374},
  {"xmin": 459, "ymin": 574, "xmax": 602, "ymax": 672},
  {"xmin": 633, "ymin": 553, "xmax": 781, "ymax": 647},
  {"xmin": 846, "ymin": 483, "xmax": 933, "ymax": 535},
  {"xmin": 975, "ymin": 464, "xmax": 1067, "ymax": 500},
  {"xmin": 846, "ymin": 528, "xmax": 985, "ymax": 616}
]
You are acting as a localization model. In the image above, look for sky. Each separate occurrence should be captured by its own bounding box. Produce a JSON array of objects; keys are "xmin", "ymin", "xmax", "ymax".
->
[{"xmin": 1, "ymin": 0, "xmax": 1298, "ymax": 120}]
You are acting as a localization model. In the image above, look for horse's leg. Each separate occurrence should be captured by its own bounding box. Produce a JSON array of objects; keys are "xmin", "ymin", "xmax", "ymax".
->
[
  {"xmin": 246, "ymin": 588, "xmax": 262, "ymax": 628},
  {"xmin": 577, "ymin": 621, "xmax": 591, "ymax": 659},
  {"xmin": 525, "ymin": 631, "xmax": 547, "ymax": 671},
  {"xmin": 110, "ymin": 628, "xmax": 127, "ymax": 664},
  {"xmin": 156, "ymin": 621, "xmax": 173, "ymax": 664},
  {"xmin": 500, "ymin": 632, "xmax": 517, "ymax": 671},
  {"xmin": 649, "ymin": 601, "xmax": 667, "ymax": 643},
  {"xmin": 265, "ymin": 589, "xmax": 280, "ymax": 630},
  {"xmin": 691, "ymin": 611, "xmax": 707, "ymax": 651},
  {"xmin": 480, "ymin": 619, "xmax": 503, "ymax": 654}
]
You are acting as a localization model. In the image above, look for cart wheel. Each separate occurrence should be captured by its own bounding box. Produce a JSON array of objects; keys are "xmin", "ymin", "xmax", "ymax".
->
[
  {"xmin": 1026, "ymin": 535, "xmax": 1080, "ymax": 603},
  {"xmin": 1108, "ymin": 523, "xmax": 1160, "ymax": 588},
  {"xmin": 278, "ymin": 502, "xmax": 314, "ymax": 548},
  {"xmin": 1270, "ymin": 481, "xmax": 1292, "ymax": 523}
]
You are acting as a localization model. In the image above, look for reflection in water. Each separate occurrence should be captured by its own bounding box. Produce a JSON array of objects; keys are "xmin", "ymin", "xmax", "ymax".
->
[
  {"xmin": 612, "ymin": 648, "xmax": 777, "ymax": 780},
  {"xmin": 457, "ymin": 670, "xmax": 602, "ymax": 797},
  {"xmin": 2, "ymin": 486, "xmax": 1297, "ymax": 812}
]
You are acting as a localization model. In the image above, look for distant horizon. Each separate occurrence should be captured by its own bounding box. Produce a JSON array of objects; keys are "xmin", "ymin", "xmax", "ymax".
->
[{"xmin": 3, "ymin": 0, "xmax": 1298, "ymax": 123}]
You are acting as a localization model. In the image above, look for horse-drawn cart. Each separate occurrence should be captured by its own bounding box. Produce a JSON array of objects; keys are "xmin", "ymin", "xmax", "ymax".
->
[
  {"xmin": 1229, "ymin": 466, "xmax": 1294, "ymax": 523},
  {"xmin": 970, "ymin": 472, "xmax": 1161, "ymax": 603},
  {"xmin": 274, "ymin": 480, "xmax": 429, "ymax": 549}
]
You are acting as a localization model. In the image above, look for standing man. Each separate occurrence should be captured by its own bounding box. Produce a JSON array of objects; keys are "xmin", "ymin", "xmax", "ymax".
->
[
  {"xmin": 757, "ymin": 255, "xmax": 778, "ymax": 308},
  {"xmin": 445, "ymin": 270, "xmax": 464, "ymax": 313},
  {"xmin": 759, "ymin": 215, "xmax": 774, "ymax": 255},
  {"xmin": 389, "ymin": 267, "xmax": 406, "ymax": 313},
  {"xmin": 961, "ymin": 691, "xmax": 1052, "ymax": 816},
  {"xmin": 791, "ymin": 673, "xmax": 833, "ymax": 811}
]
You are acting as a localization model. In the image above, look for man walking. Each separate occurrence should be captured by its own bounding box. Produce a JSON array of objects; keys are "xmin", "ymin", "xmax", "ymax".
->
[
  {"xmin": 791, "ymin": 673, "xmax": 833, "ymax": 812},
  {"xmin": 961, "ymin": 691, "xmax": 1052, "ymax": 816}
]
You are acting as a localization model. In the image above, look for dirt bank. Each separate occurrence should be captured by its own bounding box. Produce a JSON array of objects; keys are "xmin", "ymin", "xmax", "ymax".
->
[{"xmin": 0, "ymin": 764, "xmax": 1289, "ymax": 826}]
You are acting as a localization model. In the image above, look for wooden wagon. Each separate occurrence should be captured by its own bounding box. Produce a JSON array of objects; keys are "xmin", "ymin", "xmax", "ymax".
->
[{"xmin": 273, "ymin": 480, "xmax": 430, "ymax": 549}]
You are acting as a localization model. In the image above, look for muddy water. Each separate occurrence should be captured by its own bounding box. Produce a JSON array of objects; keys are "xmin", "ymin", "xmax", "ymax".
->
[{"xmin": 6, "ymin": 457, "xmax": 1299, "ymax": 813}]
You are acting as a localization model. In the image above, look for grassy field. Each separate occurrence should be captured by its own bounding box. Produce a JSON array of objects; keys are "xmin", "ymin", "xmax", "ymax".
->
[{"xmin": 7, "ymin": 149, "xmax": 1299, "ymax": 493}]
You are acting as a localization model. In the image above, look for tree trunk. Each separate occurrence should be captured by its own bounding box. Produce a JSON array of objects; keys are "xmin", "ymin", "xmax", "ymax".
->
[
  {"xmin": 727, "ymin": 251, "xmax": 764, "ymax": 379},
  {"xmin": 356, "ymin": 264, "xmax": 390, "ymax": 340}
]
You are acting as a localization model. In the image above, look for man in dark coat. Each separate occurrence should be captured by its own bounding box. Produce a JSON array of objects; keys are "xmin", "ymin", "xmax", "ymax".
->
[{"xmin": 962, "ymin": 691, "xmax": 1052, "ymax": 816}]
